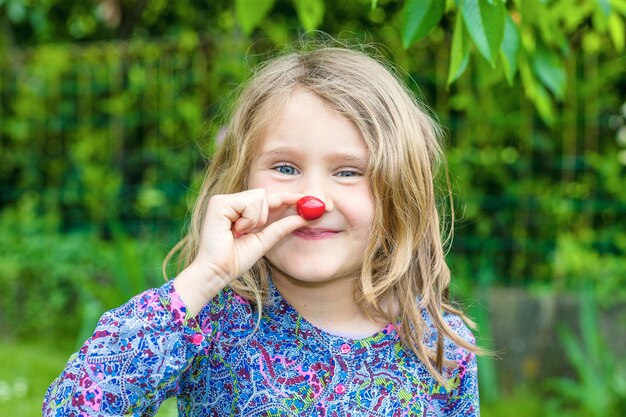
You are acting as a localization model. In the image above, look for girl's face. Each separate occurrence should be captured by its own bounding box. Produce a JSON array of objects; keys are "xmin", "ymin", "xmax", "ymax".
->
[{"xmin": 247, "ymin": 88, "xmax": 374, "ymax": 286}]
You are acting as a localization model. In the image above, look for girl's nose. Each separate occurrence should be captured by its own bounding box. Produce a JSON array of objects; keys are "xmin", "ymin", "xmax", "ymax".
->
[
  {"xmin": 320, "ymin": 195, "xmax": 333, "ymax": 213},
  {"xmin": 301, "ymin": 171, "xmax": 334, "ymax": 213}
]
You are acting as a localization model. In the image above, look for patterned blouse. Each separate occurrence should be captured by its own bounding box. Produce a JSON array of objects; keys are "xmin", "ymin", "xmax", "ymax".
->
[{"xmin": 43, "ymin": 280, "xmax": 479, "ymax": 416}]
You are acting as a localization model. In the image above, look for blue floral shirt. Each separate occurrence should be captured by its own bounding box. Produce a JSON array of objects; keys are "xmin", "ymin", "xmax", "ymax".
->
[{"xmin": 43, "ymin": 280, "xmax": 479, "ymax": 416}]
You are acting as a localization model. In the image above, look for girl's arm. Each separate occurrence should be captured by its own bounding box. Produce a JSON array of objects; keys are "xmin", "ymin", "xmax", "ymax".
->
[
  {"xmin": 443, "ymin": 348, "xmax": 480, "ymax": 416},
  {"xmin": 440, "ymin": 314, "xmax": 480, "ymax": 416},
  {"xmin": 43, "ymin": 190, "xmax": 306, "ymax": 415},
  {"xmin": 42, "ymin": 280, "xmax": 214, "ymax": 416}
]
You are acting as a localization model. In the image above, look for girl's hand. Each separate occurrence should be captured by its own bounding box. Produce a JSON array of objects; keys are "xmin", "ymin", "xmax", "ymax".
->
[
  {"xmin": 174, "ymin": 189, "xmax": 307, "ymax": 315},
  {"xmin": 196, "ymin": 188, "xmax": 306, "ymax": 282}
]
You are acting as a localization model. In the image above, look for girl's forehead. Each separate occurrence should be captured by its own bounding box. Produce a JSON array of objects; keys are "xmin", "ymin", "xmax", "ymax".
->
[
  {"xmin": 265, "ymin": 89, "xmax": 365, "ymax": 138},
  {"xmin": 244, "ymin": 88, "xmax": 375, "ymax": 171}
]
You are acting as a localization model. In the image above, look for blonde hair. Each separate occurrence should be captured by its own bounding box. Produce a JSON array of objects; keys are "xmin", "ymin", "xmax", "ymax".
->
[{"xmin": 165, "ymin": 44, "xmax": 480, "ymax": 385}]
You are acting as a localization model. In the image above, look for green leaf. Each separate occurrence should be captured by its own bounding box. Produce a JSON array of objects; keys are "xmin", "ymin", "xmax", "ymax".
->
[
  {"xmin": 371, "ymin": 0, "xmax": 378, "ymax": 9},
  {"xmin": 294, "ymin": 0, "xmax": 325, "ymax": 31},
  {"xmin": 532, "ymin": 82, "xmax": 555, "ymax": 125},
  {"xmin": 235, "ymin": 0, "xmax": 276, "ymax": 35},
  {"xmin": 578, "ymin": 290, "xmax": 608, "ymax": 374},
  {"xmin": 500, "ymin": 13, "xmax": 520, "ymax": 85},
  {"xmin": 461, "ymin": 0, "xmax": 506, "ymax": 66},
  {"xmin": 402, "ymin": 0, "xmax": 445, "ymax": 48},
  {"xmin": 520, "ymin": 57, "xmax": 554, "ymax": 125},
  {"xmin": 447, "ymin": 13, "xmax": 470, "ymax": 85},
  {"xmin": 530, "ymin": 44, "xmax": 566, "ymax": 100},
  {"xmin": 548, "ymin": 378, "xmax": 584, "ymax": 401},
  {"xmin": 612, "ymin": 0, "xmax": 626, "ymax": 16},
  {"xmin": 608, "ymin": 12, "xmax": 625, "ymax": 51},
  {"xmin": 599, "ymin": 0, "xmax": 612, "ymax": 16},
  {"xmin": 558, "ymin": 327, "xmax": 589, "ymax": 386}
]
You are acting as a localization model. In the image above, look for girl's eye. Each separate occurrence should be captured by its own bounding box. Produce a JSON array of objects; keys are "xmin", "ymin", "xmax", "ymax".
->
[
  {"xmin": 274, "ymin": 164, "xmax": 299, "ymax": 175},
  {"xmin": 336, "ymin": 169, "xmax": 361, "ymax": 178}
]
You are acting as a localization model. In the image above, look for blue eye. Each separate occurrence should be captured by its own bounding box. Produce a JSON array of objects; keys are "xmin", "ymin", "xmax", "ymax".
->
[
  {"xmin": 336, "ymin": 170, "xmax": 361, "ymax": 177},
  {"xmin": 274, "ymin": 164, "xmax": 298, "ymax": 175}
]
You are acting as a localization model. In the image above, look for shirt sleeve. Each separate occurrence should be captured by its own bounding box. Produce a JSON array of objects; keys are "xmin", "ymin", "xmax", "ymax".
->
[
  {"xmin": 42, "ymin": 280, "xmax": 215, "ymax": 416},
  {"xmin": 437, "ymin": 313, "xmax": 480, "ymax": 416}
]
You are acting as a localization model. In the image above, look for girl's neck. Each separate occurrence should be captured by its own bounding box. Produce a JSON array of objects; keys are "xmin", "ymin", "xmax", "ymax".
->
[{"xmin": 271, "ymin": 269, "xmax": 389, "ymax": 339}]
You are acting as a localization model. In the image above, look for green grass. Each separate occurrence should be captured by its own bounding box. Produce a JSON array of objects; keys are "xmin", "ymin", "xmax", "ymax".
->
[
  {"xmin": 0, "ymin": 339, "xmax": 72, "ymax": 416},
  {"xmin": 481, "ymin": 386, "xmax": 557, "ymax": 417}
]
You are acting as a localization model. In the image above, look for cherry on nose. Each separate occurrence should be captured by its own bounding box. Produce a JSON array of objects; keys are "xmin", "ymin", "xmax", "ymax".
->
[{"xmin": 296, "ymin": 196, "xmax": 326, "ymax": 220}]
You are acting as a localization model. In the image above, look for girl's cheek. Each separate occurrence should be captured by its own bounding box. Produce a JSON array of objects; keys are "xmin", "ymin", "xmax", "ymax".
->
[{"xmin": 247, "ymin": 175, "xmax": 278, "ymax": 193}]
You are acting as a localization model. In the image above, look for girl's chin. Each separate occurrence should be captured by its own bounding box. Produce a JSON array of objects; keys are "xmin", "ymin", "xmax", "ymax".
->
[{"xmin": 268, "ymin": 263, "xmax": 358, "ymax": 286}]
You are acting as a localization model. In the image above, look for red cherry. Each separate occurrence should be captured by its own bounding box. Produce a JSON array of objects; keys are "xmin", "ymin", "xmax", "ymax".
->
[{"xmin": 296, "ymin": 196, "xmax": 326, "ymax": 220}]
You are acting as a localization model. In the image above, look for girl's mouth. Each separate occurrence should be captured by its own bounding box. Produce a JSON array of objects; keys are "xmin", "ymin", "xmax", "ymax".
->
[{"xmin": 293, "ymin": 227, "xmax": 339, "ymax": 240}]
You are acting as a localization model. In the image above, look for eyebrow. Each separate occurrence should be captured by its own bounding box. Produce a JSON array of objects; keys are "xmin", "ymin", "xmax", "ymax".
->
[
  {"xmin": 257, "ymin": 146, "xmax": 368, "ymax": 166},
  {"xmin": 257, "ymin": 146, "xmax": 300, "ymax": 160}
]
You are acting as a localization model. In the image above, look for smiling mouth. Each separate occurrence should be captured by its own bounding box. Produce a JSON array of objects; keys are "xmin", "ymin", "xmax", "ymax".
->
[{"xmin": 293, "ymin": 228, "xmax": 339, "ymax": 240}]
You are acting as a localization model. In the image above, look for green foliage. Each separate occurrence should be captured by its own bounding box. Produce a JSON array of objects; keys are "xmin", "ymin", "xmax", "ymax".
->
[
  {"xmin": 235, "ymin": 0, "xmax": 327, "ymax": 34},
  {"xmin": 530, "ymin": 43, "xmax": 566, "ymax": 101},
  {"xmin": 400, "ymin": 0, "xmax": 626, "ymax": 125},
  {"xmin": 74, "ymin": 222, "xmax": 170, "ymax": 347},
  {"xmin": 293, "ymin": 0, "xmax": 325, "ymax": 31},
  {"xmin": 401, "ymin": 0, "xmax": 444, "ymax": 48},
  {"xmin": 608, "ymin": 12, "xmax": 625, "ymax": 51},
  {"xmin": 553, "ymin": 231, "xmax": 626, "ymax": 308},
  {"xmin": 0, "ymin": 202, "xmax": 98, "ymax": 339},
  {"xmin": 549, "ymin": 291, "xmax": 626, "ymax": 416},
  {"xmin": 500, "ymin": 14, "xmax": 520, "ymax": 85},
  {"xmin": 460, "ymin": 0, "xmax": 506, "ymax": 67},
  {"xmin": 0, "ymin": 203, "xmax": 168, "ymax": 342},
  {"xmin": 236, "ymin": 0, "xmax": 276, "ymax": 35},
  {"xmin": 0, "ymin": 36, "xmax": 205, "ymax": 235},
  {"xmin": 2, "ymin": 0, "xmax": 623, "ymax": 125},
  {"xmin": 448, "ymin": 12, "xmax": 471, "ymax": 84}
]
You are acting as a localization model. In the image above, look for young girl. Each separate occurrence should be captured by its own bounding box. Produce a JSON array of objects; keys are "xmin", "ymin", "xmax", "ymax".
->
[{"xmin": 43, "ymin": 45, "xmax": 480, "ymax": 416}]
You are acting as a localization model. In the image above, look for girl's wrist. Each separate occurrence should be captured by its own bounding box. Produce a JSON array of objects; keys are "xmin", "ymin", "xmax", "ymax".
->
[{"xmin": 173, "ymin": 262, "xmax": 229, "ymax": 317}]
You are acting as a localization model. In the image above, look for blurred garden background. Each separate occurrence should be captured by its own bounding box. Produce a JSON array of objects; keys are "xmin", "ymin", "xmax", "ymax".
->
[{"xmin": 1, "ymin": 0, "xmax": 625, "ymax": 415}]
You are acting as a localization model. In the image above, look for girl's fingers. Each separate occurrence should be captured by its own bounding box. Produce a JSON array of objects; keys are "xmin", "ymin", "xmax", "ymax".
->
[
  {"xmin": 266, "ymin": 192, "xmax": 304, "ymax": 210},
  {"xmin": 253, "ymin": 215, "xmax": 308, "ymax": 252},
  {"xmin": 212, "ymin": 190, "xmax": 304, "ymax": 238},
  {"xmin": 232, "ymin": 192, "xmax": 265, "ymax": 233},
  {"xmin": 200, "ymin": 191, "xmax": 308, "ymax": 280},
  {"xmin": 212, "ymin": 190, "xmax": 265, "ymax": 232},
  {"xmin": 232, "ymin": 191, "xmax": 303, "ymax": 235}
]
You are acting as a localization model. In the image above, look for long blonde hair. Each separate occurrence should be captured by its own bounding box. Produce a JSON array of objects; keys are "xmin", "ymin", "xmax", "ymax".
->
[{"xmin": 165, "ymin": 44, "xmax": 480, "ymax": 385}]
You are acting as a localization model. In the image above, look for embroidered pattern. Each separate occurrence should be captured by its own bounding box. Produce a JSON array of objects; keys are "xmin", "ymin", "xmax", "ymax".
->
[{"xmin": 43, "ymin": 281, "xmax": 479, "ymax": 416}]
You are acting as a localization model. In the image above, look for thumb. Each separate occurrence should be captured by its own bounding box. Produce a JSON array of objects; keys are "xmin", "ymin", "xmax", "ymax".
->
[{"xmin": 254, "ymin": 215, "xmax": 307, "ymax": 253}]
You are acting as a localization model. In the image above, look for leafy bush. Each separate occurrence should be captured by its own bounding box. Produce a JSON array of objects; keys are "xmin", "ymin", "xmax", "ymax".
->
[
  {"xmin": 549, "ymin": 290, "xmax": 626, "ymax": 416},
  {"xmin": 0, "ymin": 200, "xmax": 169, "ymax": 343}
]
